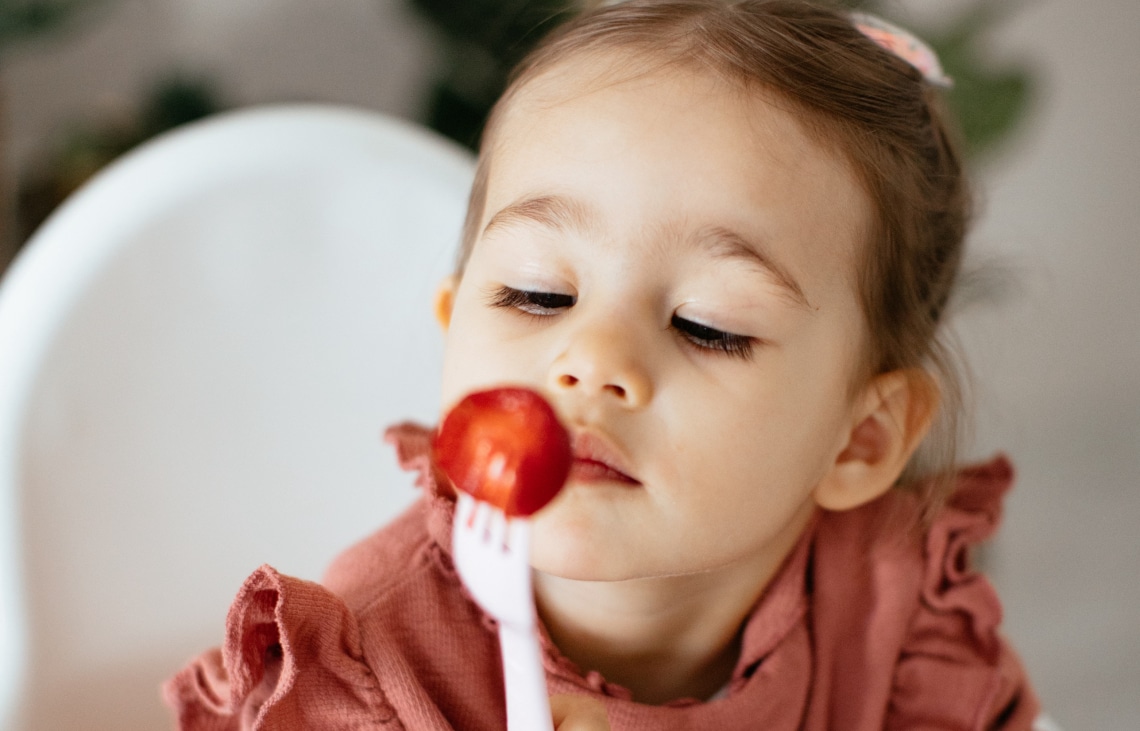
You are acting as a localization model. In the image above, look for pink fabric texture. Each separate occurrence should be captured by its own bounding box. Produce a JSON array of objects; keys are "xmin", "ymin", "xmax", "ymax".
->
[{"xmin": 164, "ymin": 423, "xmax": 1039, "ymax": 730}]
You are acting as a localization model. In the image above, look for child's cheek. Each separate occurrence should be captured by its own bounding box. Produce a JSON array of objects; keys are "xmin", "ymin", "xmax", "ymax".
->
[{"xmin": 440, "ymin": 310, "xmax": 531, "ymax": 410}]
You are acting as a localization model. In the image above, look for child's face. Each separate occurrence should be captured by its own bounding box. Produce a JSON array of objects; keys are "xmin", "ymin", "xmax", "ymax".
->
[{"xmin": 439, "ymin": 58, "xmax": 873, "ymax": 582}]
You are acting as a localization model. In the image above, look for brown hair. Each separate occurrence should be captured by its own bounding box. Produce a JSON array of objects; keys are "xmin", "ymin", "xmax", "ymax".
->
[{"xmin": 457, "ymin": 0, "xmax": 972, "ymax": 510}]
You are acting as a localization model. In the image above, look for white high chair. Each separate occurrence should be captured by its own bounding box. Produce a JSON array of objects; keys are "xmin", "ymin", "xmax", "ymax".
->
[{"xmin": 0, "ymin": 105, "xmax": 474, "ymax": 729}]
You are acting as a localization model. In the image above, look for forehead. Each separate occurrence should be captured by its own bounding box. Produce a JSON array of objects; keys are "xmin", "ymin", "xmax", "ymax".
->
[{"xmin": 479, "ymin": 55, "xmax": 870, "ymax": 304}]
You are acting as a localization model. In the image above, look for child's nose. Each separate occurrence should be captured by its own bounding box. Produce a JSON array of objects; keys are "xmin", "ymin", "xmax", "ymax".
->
[{"xmin": 548, "ymin": 323, "xmax": 653, "ymax": 408}]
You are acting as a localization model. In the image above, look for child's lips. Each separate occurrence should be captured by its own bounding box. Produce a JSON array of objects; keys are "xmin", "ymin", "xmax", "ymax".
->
[
  {"xmin": 570, "ymin": 459, "xmax": 640, "ymax": 485},
  {"xmin": 570, "ymin": 432, "xmax": 640, "ymax": 485}
]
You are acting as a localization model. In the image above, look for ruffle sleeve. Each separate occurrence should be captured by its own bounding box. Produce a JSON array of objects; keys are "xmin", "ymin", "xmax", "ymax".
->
[
  {"xmin": 163, "ymin": 565, "xmax": 402, "ymax": 730},
  {"xmin": 887, "ymin": 456, "xmax": 1041, "ymax": 730}
]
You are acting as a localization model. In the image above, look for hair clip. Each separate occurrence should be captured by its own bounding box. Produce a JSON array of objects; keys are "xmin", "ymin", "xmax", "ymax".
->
[{"xmin": 850, "ymin": 11, "xmax": 953, "ymax": 88}]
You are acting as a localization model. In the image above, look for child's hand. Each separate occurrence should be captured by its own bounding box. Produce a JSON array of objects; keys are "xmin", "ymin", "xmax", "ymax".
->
[{"xmin": 550, "ymin": 693, "xmax": 611, "ymax": 731}]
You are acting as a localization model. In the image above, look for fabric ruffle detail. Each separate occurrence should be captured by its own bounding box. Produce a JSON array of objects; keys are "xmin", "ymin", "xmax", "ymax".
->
[
  {"xmin": 916, "ymin": 455, "xmax": 1013, "ymax": 663},
  {"xmin": 383, "ymin": 423, "xmax": 444, "ymax": 496},
  {"xmin": 164, "ymin": 565, "xmax": 400, "ymax": 730},
  {"xmin": 535, "ymin": 617, "xmax": 633, "ymax": 701},
  {"xmin": 384, "ymin": 422, "xmax": 457, "ymax": 559},
  {"xmin": 888, "ymin": 455, "xmax": 1040, "ymax": 729}
]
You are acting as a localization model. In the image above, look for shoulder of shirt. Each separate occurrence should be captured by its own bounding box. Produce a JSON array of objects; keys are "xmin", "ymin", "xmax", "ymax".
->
[{"xmin": 321, "ymin": 496, "xmax": 444, "ymax": 614}]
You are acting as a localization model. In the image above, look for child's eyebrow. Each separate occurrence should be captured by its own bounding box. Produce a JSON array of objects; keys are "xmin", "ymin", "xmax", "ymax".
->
[
  {"xmin": 696, "ymin": 226, "xmax": 813, "ymax": 311},
  {"xmin": 481, "ymin": 195, "xmax": 593, "ymax": 239},
  {"xmin": 482, "ymin": 194, "xmax": 812, "ymax": 312}
]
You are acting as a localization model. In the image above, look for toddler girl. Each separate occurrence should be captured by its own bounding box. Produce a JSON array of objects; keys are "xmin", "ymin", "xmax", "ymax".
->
[{"xmin": 166, "ymin": 1, "xmax": 1042, "ymax": 728}]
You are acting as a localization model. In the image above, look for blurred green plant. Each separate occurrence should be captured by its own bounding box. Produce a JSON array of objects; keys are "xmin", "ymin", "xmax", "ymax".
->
[
  {"xmin": 409, "ymin": 0, "xmax": 1033, "ymax": 159},
  {"xmin": 1, "ymin": 0, "xmax": 112, "ymax": 264},
  {"xmin": 908, "ymin": 2, "xmax": 1033, "ymax": 158},
  {"xmin": 1, "ymin": 4, "xmax": 226, "ymax": 248},
  {"xmin": 0, "ymin": 0, "xmax": 99, "ymax": 51},
  {"xmin": 14, "ymin": 74, "xmax": 225, "ymax": 242},
  {"xmin": 409, "ymin": 0, "xmax": 575, "ymax": 148}
]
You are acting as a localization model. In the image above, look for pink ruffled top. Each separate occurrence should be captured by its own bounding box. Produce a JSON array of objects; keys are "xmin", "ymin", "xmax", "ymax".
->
[{"xmin": 164, "ymin": 423, "xmax": 1039, "ymax": 730}]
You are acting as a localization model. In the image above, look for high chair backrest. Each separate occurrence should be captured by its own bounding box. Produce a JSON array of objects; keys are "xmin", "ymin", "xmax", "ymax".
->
[{"xmin": 0, "ymin": 105, "xmax": 474, "ymax": 730}]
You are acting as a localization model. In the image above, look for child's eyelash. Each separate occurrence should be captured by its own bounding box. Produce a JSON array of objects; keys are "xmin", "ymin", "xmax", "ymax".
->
[
  {"xmin": 488, "ymin": 287, "xmax": 755, "ymax": 360},
  {"xmin": 487, "ymin": 286, "xmax": 576, "ymax": 315},
  {"xmin": 671, "ymin": 315, "xmax": 756, "ymax": 361}
]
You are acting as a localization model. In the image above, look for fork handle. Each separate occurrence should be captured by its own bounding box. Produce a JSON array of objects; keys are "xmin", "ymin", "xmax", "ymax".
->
[{"xmin": 498, "ymin": 622, "xmax": 554, "ymax": 731}]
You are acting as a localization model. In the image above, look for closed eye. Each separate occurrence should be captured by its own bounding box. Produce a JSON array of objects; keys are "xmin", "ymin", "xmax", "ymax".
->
[
  {"xmin": 487, "ymin": 286, "xmax": 576, "ymax": 316},
  {"xmin": 671, "ymin": 314, "xmax": 756, "ymax": 360}
]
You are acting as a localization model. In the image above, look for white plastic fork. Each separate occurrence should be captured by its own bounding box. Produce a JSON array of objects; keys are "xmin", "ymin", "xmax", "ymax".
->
[{"xmin": 453, "ymin": 492, "xmax": 553, "ymax": 731}]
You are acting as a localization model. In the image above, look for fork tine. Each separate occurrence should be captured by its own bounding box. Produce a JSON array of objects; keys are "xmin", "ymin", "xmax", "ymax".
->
[
  {"xmin": 475, "ymin": 500, "xmax": 498, "ymax": 542},
  {"xmin": 459, "ymin": 493, "xmax": 495, "ymax": 539},
  {"xmin": 487, "ymin": 507, "xmax": 508, "ymax": 550},
  {"xmin": 456, "ymin": 492, "xmax": 476, "ymax": 529}
]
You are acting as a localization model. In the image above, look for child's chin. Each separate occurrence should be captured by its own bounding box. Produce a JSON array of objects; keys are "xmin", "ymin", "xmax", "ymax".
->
[{"xmin": 530, "ymin": 516, "xmax": 641, "ymax": 582}]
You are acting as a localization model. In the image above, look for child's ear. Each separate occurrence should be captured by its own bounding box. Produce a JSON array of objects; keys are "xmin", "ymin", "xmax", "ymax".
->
[
  {"xmin": 813, "ymin": 369, "xmax": 940, "ymax": 512},
  {"xmin": 434, "ymin": 275, "xmax": 458, "ymax": 332}
]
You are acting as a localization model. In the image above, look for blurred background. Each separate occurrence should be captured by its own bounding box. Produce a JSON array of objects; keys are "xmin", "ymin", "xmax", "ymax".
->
[{"xmin": 0, "ymin": 0, "xmax": 1136, "ymax": 728}]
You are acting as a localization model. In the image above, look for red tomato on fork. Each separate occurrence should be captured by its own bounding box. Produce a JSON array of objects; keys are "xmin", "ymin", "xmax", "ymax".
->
[{"xmin": 433, "ymin": 387, "xmax": 572, "ymax": 517}]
